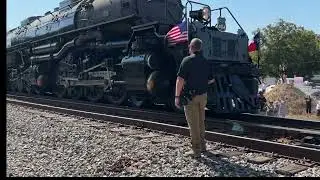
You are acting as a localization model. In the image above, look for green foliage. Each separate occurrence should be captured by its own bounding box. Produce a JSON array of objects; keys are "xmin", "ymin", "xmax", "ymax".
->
[{"xmin": 254, "ymin": 19, "xmax": 320, "ymax": 77}]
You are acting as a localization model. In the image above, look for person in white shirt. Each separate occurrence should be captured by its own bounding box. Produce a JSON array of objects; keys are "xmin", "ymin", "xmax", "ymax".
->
[
  {"xmin": 277, "ymin": 99, "xmax": 288, "ymax": 118},
  {"xmin": 316, "ymin": 101, "xmax": 320, "ymax": 116},
  {"xmin": 273, "ymin": 101, "xmax": 280, "ymax": 115}
]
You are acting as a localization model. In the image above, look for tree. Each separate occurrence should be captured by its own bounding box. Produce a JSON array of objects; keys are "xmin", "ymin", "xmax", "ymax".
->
[{"xmin": 252, "ymin": 19, "xmax": 320, "ymax": 78}]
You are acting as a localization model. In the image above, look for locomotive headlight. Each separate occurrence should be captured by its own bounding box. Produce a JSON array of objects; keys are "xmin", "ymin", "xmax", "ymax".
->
[
  {"xmin": 189, "ymin": 7, "xmax": 211, "ymax": 22},
  {"xmin": 202, "ymin": 7, "xmax": 211, "ymax": 21}
]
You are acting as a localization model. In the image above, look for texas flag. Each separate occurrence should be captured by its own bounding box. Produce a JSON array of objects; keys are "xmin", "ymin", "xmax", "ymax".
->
[
  {"xmin": 248, "ymin": 41, "xmax": 257, "ymax": 52},
  {"xmin": 248, "ymin": 32, "xmax": 261, "ymax": 52}
]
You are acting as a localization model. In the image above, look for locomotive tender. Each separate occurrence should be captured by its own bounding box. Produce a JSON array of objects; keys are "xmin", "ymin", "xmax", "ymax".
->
[{"xmin": 7, "ymin": 0, "xmax": 260, "ymax": 114}]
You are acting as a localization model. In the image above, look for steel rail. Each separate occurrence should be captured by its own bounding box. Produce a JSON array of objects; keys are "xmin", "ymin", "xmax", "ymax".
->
[
  {"xmin": 214, "ymin": 113, "xmax": 320, "ymax": 130},
  {"xmin": 6, "ymin": 94, "xmax": 185, "ymax": 124},
  {"xmin": 7, "ymin": 93, "xmax": 320, "ymax": 133},
  {"xmin": 7, "ymin": 97, "xmax": 320, "ymax": 163},
  {"xmin": 6, "ymin": 94, "xmax": 320, "ymax": 144}
]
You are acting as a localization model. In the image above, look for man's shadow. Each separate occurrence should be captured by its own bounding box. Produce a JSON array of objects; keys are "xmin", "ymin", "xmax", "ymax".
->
[{"xmin": 195, "ymin": 151, "xmax": 279, "ymax": 177}]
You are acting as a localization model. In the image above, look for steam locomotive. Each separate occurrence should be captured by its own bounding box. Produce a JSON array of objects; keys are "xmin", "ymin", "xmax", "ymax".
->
[{"xmin": 6, "ymin": 0, "xmax": 260, "ymax": 114}]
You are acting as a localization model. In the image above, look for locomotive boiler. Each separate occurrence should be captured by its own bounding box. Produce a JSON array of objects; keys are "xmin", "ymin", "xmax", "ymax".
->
[{"xmin": 6, "ymin": 0, "xmax": 260, "ymax": 114}]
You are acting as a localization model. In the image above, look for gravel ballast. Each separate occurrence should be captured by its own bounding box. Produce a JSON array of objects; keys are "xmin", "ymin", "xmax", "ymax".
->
[{"xmin": 6, "ymin": 103, "xmax": 320, "ymax": 177}]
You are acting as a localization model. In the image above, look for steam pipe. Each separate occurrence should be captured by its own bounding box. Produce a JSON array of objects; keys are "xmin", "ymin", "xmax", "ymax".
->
[
  {"xmin": 32, "ymin": 43, "xmax": 59, "ymax": 55},
  {"xmin": 111, "ymin": 80, "xmax": 127, "ymax": 85},
  {"xmin": 30, "ymin": 40, "xmax": 129, "ymax": 62},
  {"xmin": 30, "ymin": 39, "xmax": 76, "ymax": 62},
  {"xmin": 18, "ymin": 51, "xmax": 25, "ymax": 68}
]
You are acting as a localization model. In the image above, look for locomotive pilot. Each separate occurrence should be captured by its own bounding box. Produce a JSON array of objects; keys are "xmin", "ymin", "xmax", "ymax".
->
[{"xmin": 175, "ymin": 38, "xmax": 215, "ymax": 158}]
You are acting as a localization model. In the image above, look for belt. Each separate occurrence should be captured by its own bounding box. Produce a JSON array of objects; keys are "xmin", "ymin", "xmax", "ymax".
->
[{"xmin": 189, "ymin": 89, "xmax": 207, "ymax": 96}]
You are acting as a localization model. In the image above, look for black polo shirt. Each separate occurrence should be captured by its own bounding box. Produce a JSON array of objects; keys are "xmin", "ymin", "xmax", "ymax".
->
[{"xmin": 177, "ymin": 52, "xmax": 213, "ymax": 95}]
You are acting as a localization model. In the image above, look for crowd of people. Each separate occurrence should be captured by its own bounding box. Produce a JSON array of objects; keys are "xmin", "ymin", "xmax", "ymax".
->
[
  {"xmin": 258, "ymin": 92, "xmax": 289, "ymax": 117},
  {"xmin": 258, "ymin": 91, "xmax": 320, "ymax": 117}
]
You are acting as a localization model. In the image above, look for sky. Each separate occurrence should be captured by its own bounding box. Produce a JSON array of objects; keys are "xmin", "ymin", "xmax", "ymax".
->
[{"xmin": 6, "ymin": 0, "xmax": 320, "ymax": 39}]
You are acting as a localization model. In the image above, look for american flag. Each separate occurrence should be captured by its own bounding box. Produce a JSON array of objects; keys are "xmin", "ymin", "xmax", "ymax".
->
[{"xmin": 166, "ymin": 21, "xmax": 188, "ymax": 46}]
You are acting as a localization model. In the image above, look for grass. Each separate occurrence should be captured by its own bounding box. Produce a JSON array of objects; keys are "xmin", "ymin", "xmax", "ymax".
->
[{"xmin": 287, "ymin": 114, "xmax": 320, "ymax": 121}]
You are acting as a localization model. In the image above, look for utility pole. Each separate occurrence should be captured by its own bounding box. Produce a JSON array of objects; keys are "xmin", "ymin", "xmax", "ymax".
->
[{"xmin": 257, "ymin": 47, "xmax": 260, "ymax": 69}]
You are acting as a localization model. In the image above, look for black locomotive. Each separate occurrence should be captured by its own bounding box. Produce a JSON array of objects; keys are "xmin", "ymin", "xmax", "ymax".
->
[{"xmin": 7, "ymin": 0, "xmax": 260, "ymax": 114}]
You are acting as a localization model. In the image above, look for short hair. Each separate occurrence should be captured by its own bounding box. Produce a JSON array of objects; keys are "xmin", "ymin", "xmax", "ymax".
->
[{"xmin": 190, "ymin": 38, "xmax": 202, "ymax": 52}]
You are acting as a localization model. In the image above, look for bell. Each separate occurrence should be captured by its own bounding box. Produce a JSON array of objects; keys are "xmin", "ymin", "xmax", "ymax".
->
[{"xmin": 217, "ymin": 17, "xmax": 226, "ymax": 31}]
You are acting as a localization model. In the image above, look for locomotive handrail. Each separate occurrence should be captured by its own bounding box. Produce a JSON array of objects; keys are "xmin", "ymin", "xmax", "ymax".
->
[
  {"xmin": 184, "ymin": 1, "xmax": 246, "ymax": 35},
  {"xmin": 185, "ymin": 0, "xmax": 211, "ymax": 10},
  {"xmin": 211, "ymin": 7, "xmax": 246, "ymax": 34}
]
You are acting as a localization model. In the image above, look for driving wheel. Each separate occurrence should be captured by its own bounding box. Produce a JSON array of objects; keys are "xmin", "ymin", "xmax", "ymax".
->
[
  {"xmin": 54, "ymin": 85, "xmax": 68, "ymax": 98},
  {"xmin": 105, "ymin": 85, "xmax": 127, "ymax": 105},
  {"xmin": 87, "ymin": 86, "xmax": 104, "ymax": 102}
]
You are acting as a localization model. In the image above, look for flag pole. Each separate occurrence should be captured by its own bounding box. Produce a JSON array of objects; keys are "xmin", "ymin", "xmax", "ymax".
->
[
  {"xmin": 257, "ymin": 46, "xmax": 260, "ymax": 69},
  {"xmin": 256, "ymin": 31, "xmax": 261, "ymax": 69}
]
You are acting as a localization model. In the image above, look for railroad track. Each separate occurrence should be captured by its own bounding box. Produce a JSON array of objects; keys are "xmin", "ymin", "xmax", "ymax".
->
[
  {"xmin": 214, "ymin": 113, "xmax": 320, "ymax": 131},
  {"xmin": 7, "ymin": 93, "xmax": 320, "ymax": 142},
  {"xmin": 7, "ymin": 93, "xmax": 320, "ymax": 167},
  {"xmin": 7, "ymin": 92, "xmax": 320, "ymax": 129}
]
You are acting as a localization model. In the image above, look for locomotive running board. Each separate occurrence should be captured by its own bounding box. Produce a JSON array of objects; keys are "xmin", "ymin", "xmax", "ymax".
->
[
  {"xmin": 132, "ymin": 21, "xmax": 159, "ymax": 32},
  {"xmin": 7, "ymin": 14, "xmax": 138, "ymax": 51}
]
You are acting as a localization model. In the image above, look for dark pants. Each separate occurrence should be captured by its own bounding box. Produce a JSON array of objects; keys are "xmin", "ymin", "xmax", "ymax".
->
[
  {"xmin": 260, "ymin": 103, "xmax": 266, "ymax": 111},
  {"xmin": 306, "ymin": 104, "xmax": 311, "ymax": 114}
]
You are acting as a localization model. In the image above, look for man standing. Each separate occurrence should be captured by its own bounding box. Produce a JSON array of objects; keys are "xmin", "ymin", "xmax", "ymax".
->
[
  {"xmin": 175, "ymin": 38, "xmax": 215, "ymax": 158},
  {"xmin": 305, "ymin": 95, "xmax": 312, "ymax": 114},
  {"xmin": 258, "ymin": 91, "xmax": 267, "ymax": 112}
]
